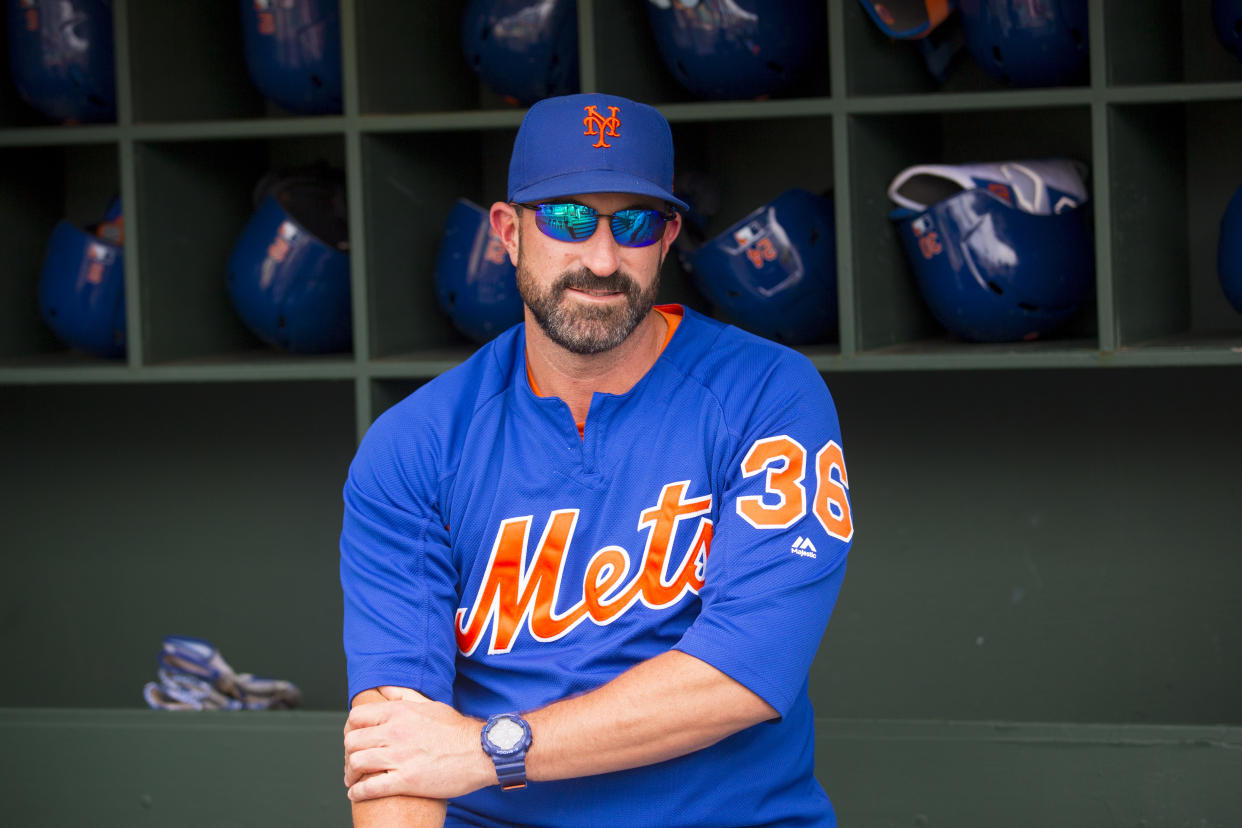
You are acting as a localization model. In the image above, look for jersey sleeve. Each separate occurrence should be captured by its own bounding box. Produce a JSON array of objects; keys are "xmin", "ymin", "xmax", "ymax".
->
[
  {"xmin": 339, "ymin": 407, "xmax": 460, "ymax": 707},
  {"xmin": 674, "ymin": 354, "xmax": 853, "ymax": 718}
]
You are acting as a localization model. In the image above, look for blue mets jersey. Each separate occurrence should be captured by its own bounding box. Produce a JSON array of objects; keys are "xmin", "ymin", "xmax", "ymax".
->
[{"xmin": 341, "ymin": 305, "xmax": 853, "ymax": 827}]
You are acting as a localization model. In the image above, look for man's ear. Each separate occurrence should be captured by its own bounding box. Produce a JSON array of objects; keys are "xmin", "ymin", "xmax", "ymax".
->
[
  {"xmin": 490, "ymin": 201, "xmax": 520, "ymax": 266},
  {"xmin": 660, "ymin": 211, "xmax": 683, "ymax": 256}
]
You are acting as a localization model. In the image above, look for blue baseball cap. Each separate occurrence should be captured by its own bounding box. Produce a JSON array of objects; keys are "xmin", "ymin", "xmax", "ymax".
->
[{"xmin": 507, "ymin": 93, "xmax": 688, "ymax": 211}]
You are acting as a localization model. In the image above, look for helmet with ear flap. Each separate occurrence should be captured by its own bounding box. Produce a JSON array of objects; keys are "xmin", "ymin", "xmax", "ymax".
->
[
  {"xmin": 434, "ymin": 199, "xmax": 524, "ymax": 344},
  {"xmin": 240, "ymin": 0, "xmax": 343, "ymax": 114},
  {"xmin": 644, "ymin": 0, "xmax": 827, "ymax": 101},
  {"xmin": 461, "ymin": 0, "xmax": 580, "ymax": 106},
  {"xmin": 38, "ymin": 195, "xmax": 126, "ymax": 358},
  {"xmin": 1213, "ymin": 0, "xmax": 1242, "ymax": 60},
  {"xmin": 888, "ymin": 158, "xmax": 1095, "ymax": 342},
  {"xmin": 956, "ymin": 0, "xmax": 1088, "ymax": 88},
  {"xmin": 7, "ymin": 0, "xmax": 117, "ymax": 123},
  {"xmin": 1216, "ymin": 182, "xmax": 1242, "ymax": 315},
  {"xmin": 226, "ymin": 165, "xmax": 352, "ymax": 354},
  {"xmin": 856, "ymin": 0, "xmax": 957, "ymax": 40},
  {"xmin": 686, "ymin": 188, "xmax": 838, "ymax": 346}
]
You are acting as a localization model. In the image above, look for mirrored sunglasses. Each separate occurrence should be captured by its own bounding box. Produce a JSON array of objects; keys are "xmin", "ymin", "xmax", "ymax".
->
[{"xmin": 517, "ymin": 201, "xmax": 675, "ymax": 248}]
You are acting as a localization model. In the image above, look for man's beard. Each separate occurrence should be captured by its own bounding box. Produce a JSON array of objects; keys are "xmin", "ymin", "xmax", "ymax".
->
[{"xmin": 517, "ymin": 255, "xmax": 662, "ymax": 356}]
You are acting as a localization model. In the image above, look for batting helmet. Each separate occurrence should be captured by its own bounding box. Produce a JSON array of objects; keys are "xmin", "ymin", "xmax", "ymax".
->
[
  {"xmin": 37, "ymin": 196, "xmax": 126, "ymax": 358},
  {"xmin": 1217, "ymin": 182, "xmax": 1242, "ymax": 314},
  {"xmin": 957, "ymin": 0, "xmax": 1088, "ymax": 87},
  {"xmin": 1212, "ymin": 0, "xmax": 1242, "ymax": 60},
  {"xmin": 434, "ymin": 199, "xmax": 524, "ymax": 343},
  {"xmin": 686, "ymin": 188, "xmax": 838, "ymax": 346},
  {"xmin": 857, "ymin": 0, "xmax": 957, "ymax": 40},
  {"xmin": 889, "ymin": 158, "xmax": 1094, "ymax": 342},
  {"xmin": 644, "ymin": 0, "xmax": 826, "ymax": 100},
  {"xmin": 461, "ymin": 0, "xmax": 579, "ymax": 106},
  {"xmin": 226, "ymin": 168, "xmax": 352, "ymax": 353},
  {"xmin": 7, "ymin": 0, "xmax": 116, "ymax": 123},
  {"xmin": 240, "ymin": 0, "xmax": 343, "ymax": 115}
]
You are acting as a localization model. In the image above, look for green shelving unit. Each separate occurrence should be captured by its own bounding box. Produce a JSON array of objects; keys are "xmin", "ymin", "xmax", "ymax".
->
[{"xmin": 2, "ymin": 2, "xmax": 1241, "ymax": 825}]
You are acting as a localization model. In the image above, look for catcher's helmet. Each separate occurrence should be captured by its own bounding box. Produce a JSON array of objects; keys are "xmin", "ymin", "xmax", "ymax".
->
[
  {"xmin": 888, "ymin": 158, "xmax": 1094, "ymax": 342},
  {"xmin": 687, "ymin": 188, "xmax": 838, "ymax": 346}
]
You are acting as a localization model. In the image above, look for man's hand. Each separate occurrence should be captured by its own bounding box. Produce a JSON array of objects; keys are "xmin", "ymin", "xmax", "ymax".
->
[{"xmin": 344, "ymin": 688, "xmax": 495, "ymax": 802}]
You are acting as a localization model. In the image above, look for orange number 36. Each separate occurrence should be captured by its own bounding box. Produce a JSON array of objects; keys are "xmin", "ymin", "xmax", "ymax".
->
[{"xmin": 736, "ymin": 436, "xmax": 854, "ymax": 542}]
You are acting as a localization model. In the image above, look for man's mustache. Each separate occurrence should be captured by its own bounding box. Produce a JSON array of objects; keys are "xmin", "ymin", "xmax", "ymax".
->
[{"xmin": 552, "ymin": 270, "xmax": 639, "ymax": 296}]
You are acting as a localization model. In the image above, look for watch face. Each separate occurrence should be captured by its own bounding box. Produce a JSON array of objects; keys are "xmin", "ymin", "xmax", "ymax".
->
[{"xmin": 487, "ymin": 717, "xmax": 526, "ymax": 752}]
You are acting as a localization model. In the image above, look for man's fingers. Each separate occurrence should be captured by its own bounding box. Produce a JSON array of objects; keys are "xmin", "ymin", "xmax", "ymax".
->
[
  {"xmin": 348, "ymin": 771, "xmax": 397, "ymax": 802},
  {"xmin": 344, "ymin": 746, "xmax": 390, "ymax": 787},
  {"xmin": 343, "ymin": 723, "xmax": 388, "ymax": 755},
  {"xmin": 378, "ymin": 685, "xmax": 430, "ymax": 703},
  {"xmin": 344, "ymin": 699, "xmax": 391, "ymax": 733}
]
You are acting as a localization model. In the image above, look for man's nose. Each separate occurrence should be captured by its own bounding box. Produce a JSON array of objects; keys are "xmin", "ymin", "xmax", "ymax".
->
[{"xmin": 577, "ymin": 218, "xmax": 623, "ymax": 277}]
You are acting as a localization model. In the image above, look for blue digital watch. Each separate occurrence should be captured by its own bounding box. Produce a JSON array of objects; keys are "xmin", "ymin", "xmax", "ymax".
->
[{"xmin": 481, "ymin": 712, "xmax": 532, "ymax": 791}]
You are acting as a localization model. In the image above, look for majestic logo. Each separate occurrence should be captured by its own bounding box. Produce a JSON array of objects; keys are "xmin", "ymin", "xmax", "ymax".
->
[
  {"xmin": 583, "ymin": 105, "xmax": 621, "ymax": 149},
  {"xmin": 455, "ymin": 481, "xmax": 713, "ymax": 656},
  {"xmin": 790, "ymin": 536, "xmax": 817, "ymax": 559}
]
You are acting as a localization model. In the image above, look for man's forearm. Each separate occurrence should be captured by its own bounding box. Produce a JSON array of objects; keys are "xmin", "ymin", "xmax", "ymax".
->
[
  {"xmin": 349, "ymin": 688, "xmax": 447, "ymax": 827},
  {"xmin": 524, "ymin": 649, "xmax": 776, "ymax": 783},
  {"xmin": 343, "ymin": 651, "xmax": 777, "ymax": 802},
  {"xmin": 352, "ymin": 794, "xmax": 445, "ymax": 828}
]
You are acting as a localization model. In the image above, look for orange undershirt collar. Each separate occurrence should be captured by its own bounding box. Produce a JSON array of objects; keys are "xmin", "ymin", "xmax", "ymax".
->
[{"xmin": 527, "ymin": 305, "xmax": 684, "ymax": 437}]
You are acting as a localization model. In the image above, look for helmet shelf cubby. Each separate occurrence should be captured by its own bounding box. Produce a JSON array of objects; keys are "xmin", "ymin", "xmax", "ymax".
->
[
  {"xmin": 132, "ymin": 134, "xmax": 351, "ymax": 366},
  {"xmin": 846, "ymin": 105, "xmax": 1099, "ymax": 360}
]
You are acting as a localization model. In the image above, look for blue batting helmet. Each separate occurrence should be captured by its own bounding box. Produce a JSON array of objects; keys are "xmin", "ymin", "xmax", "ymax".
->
[
  {"xmin": 461, "ymin": 0, "xmax": 579, "ymax": 106},
  {"xmin": 888, "ymin": 158, "xmax": 1094, "ymax": 342},
  {"xmin": 7, "ymin": 0, "xmax": 116, "ymax": 123},
  {"xmin": 957, "ymin": 0, "xmax": 1088, "ymax": 87},
  {"xmin": 1217, "ymin": 182, "xmax": 1242, "ymax": 314},
  {"xmin": 240, "ymin": 0, "xmax": 343, "ymax": 115},
  {"xmin": 687, "ymin": 188, "xmax": 838, "ymax": 345},
  {"xmin": 644, "ymin": 0, "xmax": 826, "ymax": 100},
  {"xmin": 857, "ymin": 0, "xmax": 957, "ymax": 39},
  {"xmin": 226, "ymin": 170, "xmax": 352, "ymax": 353},
  {"xmin": 37, "ymin": 196, "xmax": 126, "ymax": 358},
  {"xmin": 1213, "ymin": 0, "xmax": 1242, "ymax": 60},
  {"xmin": 434, "ymin": 199, "xmax": 523, "ymax": 344}
]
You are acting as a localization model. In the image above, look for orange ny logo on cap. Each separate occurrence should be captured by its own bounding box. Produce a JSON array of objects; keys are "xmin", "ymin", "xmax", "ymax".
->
[{"xmin": 583, "ymin": 105, "xmax": 621, "ymax": 148}]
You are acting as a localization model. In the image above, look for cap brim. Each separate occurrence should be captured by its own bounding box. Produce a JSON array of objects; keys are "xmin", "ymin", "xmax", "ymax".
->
[{"xmin": 510, "ymin": 170, "xmax": 689, "ymax": 212}]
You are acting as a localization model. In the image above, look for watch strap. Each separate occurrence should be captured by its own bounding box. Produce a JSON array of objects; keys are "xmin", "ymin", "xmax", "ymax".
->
[{"xmin": 493, "ymin": 755, "xmax": 527, "ymax": 791}]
